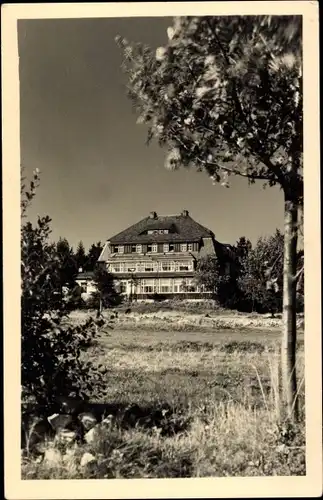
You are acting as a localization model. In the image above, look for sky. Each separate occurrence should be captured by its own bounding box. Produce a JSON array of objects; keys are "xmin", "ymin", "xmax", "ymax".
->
[{"xmin": 18, "ymin": 17, "xmax": 284, "ymax": 251}]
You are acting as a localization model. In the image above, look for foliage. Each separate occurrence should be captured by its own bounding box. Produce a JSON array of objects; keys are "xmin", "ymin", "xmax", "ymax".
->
[
  {"xmin": 21, "ymin": 170, "xmax": 108, "ymax": 409},
  {"xmin": 56, "ymin": 237, "xmax": 78, "ymax": 289},
  {"xmin": 85, "ymin": 242, "xmax": 103, "ymax": 272},
  {"xmin": 117, "ymin": 15, "xmax": 302, "ymax": 202},
  {"xmin": 195, "ymin": 255, "xmax": 219, "ymax": 294},
  {"xmin": 91, "ymin": 266, "xmax": 122, "ymax": 310},
  {"xmin": 194, "ymin": 254, "xmax": 231, "ymax": 299},
  {"xmin": 238, "ymin": 230, "xmax": 284, "ymax": 314},
  {"xmin": 235, "ymin": 236, "xmax": 252, "ymax": 262},
  {"xmin": 75, "ymin": 241, "xmax": 87, "ymax": 271}
]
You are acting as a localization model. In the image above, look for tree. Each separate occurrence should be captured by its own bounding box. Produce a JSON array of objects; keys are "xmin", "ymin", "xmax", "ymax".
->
[
  {"xmin": 21, "ymin": 170, "xmax": 108, "ymax": 411},
  {"xmin": 56, "ymin": 237, "xmax": 78, "ymax": 289},
  {"xmin": 85, "ymin": 242, "xmax": 103, "ymax": 272},
  {"xmin": 235, "ymin": 236, "xmax": 252, "ymax": 262},
  {"xmin": 91, "ymin": 266, "xmax": 122, "ymax": 313},
  {"xmin": 238, "ymin": 230, "xmax": 284, "ymax": 315},
  {"xmin": 117, "ymin": 15, "xmax": 303, "ymax": 420},
  {"xmin": 195, "ymin": 255, "xmax": 219, "ymax": 295},
  {"xmin": 75, "ymin": 241, "xmax": 86, "ymax": 271},
  {"xmin": 194, "ymin": 254, "xmax": 230, "ymax": 298}
]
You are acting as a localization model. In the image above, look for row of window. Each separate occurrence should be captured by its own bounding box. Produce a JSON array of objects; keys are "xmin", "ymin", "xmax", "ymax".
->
[
  {"xmin": 147, "ymin": 229, "xmax": 169, "ymax": 235},
  {"xmin": 114, "ymin": 243, "xmax": 193, "ymax": 254},
  {"xmin": 109, "ymin": 260, "xmax": 194, "ymax": 273},
  {"xmin": 118, "ymin": 278, "xmax": 198, "ymax": 294}
]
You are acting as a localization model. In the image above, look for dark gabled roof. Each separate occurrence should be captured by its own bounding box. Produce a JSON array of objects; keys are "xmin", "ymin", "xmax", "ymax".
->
[{"xmin": 109, "ymin": 213, "xmax": 214, "ymax": 244}]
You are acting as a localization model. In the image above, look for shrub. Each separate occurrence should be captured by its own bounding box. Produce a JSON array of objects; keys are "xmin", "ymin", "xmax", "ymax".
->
[{"xmin": 21, "ymin": 170, "xmax": 108, "ymax": 410}]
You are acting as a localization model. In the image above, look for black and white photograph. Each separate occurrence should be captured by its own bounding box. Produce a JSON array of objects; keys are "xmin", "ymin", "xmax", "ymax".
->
[{"xmin": 2, "ymin": 2, "xmax": 321, "ymax": 498}]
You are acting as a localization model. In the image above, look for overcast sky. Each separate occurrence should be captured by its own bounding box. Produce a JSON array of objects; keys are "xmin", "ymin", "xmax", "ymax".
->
[{"xmin": 18, "ymin": 17, "xmax": 284, "ymax": 251}]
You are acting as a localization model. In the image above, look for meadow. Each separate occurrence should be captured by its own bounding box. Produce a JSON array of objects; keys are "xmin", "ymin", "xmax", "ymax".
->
[{"xmin": 22, "ymin": 306, "xmax": 306, "ymax": 479}]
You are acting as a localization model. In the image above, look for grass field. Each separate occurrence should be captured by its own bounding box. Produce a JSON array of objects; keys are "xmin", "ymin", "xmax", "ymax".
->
[{"xmin": 22, "ymin": 309, "xmax": 306, "ymax": 479}]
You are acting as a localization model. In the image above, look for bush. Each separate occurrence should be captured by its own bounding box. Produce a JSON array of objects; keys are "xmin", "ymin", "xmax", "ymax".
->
[{"xmin": 21, "ymin": 171, "xmax": 108, "ymax": 410}]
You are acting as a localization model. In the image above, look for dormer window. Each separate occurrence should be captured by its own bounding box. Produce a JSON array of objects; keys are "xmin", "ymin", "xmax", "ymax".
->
[
  {"xmin": 181, "ymin": 243, "xmax": 187, "ymax": 252},
  {"xmin": 147, "ymin": 229, "xmax": 170, "ymax": 235},
  {"xmin": 152, "ymin": 243, "xmax": 158, "ymax": 253}
]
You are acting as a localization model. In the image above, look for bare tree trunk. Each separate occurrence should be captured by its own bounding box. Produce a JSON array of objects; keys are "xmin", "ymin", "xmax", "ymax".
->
[
  {"xmin": 281, "ymin": 193, "xmax": 298, "ymax": 421},
  {"xmin": 96, "ymin": 296, "xmax": 102, "ymax": 318}
]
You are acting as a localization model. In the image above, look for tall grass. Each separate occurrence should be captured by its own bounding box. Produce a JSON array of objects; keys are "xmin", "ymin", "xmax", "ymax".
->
[{"xmin": 22, "ymin": 337, "xmax": 305, "ymax": 479}]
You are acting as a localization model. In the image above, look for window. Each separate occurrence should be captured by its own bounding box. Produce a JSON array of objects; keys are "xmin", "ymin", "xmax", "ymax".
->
[
  {"xmin": 173, "ymin": 279, "xmax": 183, "ymax": 293},
  {"xmin": 188, "ymin": 243, "xmax": 193, "ymax": 252},
  {"xmin": 147, "ymin": 229, "xmax": 169, "ymax": 235},
  {"xmin": 125, "ymin": 264, "xmax": 136, "ymax": 273},
  {"xmin": 152, "ymin": 243, "xmax": 158, "ymax": 253},
  {"xmin": 181, "ymin": 243, "xmax": 187, "ymax": 252},
  {"xmin": 136, "ymin": 244, "xmax": 142, "ymax": 254},
  {"xmin": 160, "ymin": 279, "xmax": 172, "ymax": 293},
  {"xmin": 111, "ymin": 262, "xmax": 123, "ymax": 273},
  {"xmin": 116, "ymin": 245, "xmax": 124, "ymax": 254},
  {"xmin": 169, "ymin": 243, "xmax": 175, "ymax": 252},
  {"xmin": 131, "ymin": 245, "xmax": 136, "ymax": 253},
  {"xmin": 163, "ymin": 243, "xmax": 169, "ymax": 253},
  {"xmin": 161, "ymin": 261, "xmax": 174, "ymax": 272},
  {"xmin": 141, "ymin": 279, "xmax": 155, "ymax": 294},
  {"xmin": 147, "ymin": 244, "xmax": 152, "ymax": 253},
  {"xmin": 80, "ymin": 281, "xmax": 87, "ymax": 293},
  {"xmin": 175, "ymin": 261, "xmax": 193, "ymax": 272},
  {"xmin": 143, "ymin": 261, "xmax": 154, "ymax": 272}
]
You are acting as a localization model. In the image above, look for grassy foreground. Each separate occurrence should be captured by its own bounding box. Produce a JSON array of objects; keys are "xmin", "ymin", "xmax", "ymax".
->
[{"xmin": 22, "ymin": 311, "xmax": 305, "ymax": 479}]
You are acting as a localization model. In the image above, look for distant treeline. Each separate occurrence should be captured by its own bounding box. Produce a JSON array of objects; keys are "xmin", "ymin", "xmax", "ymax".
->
[{"xmin": 195, "ymin": 230, "xmax": 304, "ymax": 315}]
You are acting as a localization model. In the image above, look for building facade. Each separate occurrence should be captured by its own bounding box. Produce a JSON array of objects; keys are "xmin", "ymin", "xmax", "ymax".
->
[
  {"xmin": 97, "ymin": 210, "xmax": 235, "ymax": 300},
  {"xmin": 75, "ymin": 270, "xmax": 97, "ymax": 296}
]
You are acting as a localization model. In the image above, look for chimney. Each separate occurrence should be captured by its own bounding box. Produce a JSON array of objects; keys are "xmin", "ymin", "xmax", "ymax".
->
[
  {"xmin": 181, "ymin": 210, "xmax": 189, "ymax": 217},
  {"xmin": 149, "ymin": 211, "xmax": 157, "ymax": 219}
]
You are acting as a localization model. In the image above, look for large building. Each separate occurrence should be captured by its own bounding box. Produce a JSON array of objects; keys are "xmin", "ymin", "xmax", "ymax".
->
[{"xmin": 97, "ymin": 210, "xmax": 235, "ymax": 300}]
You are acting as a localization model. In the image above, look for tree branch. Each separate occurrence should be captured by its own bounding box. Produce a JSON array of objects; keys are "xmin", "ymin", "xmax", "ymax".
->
[
  {"xmin": 212, "ymin": 163, "xmax": 270, "ymax": 180},
  {"xmin": 293, "ymin": 264, "xmax": 304, "ymax": 284},
  {"xmin": 205, "ymin": 19, "xmax": 287, "ymax": 187}
]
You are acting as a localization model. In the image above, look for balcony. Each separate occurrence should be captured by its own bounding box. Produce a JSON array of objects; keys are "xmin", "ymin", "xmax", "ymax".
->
[{"xmin": 108, "ymin": 260, "xmax": 194, "ymax": 274}]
